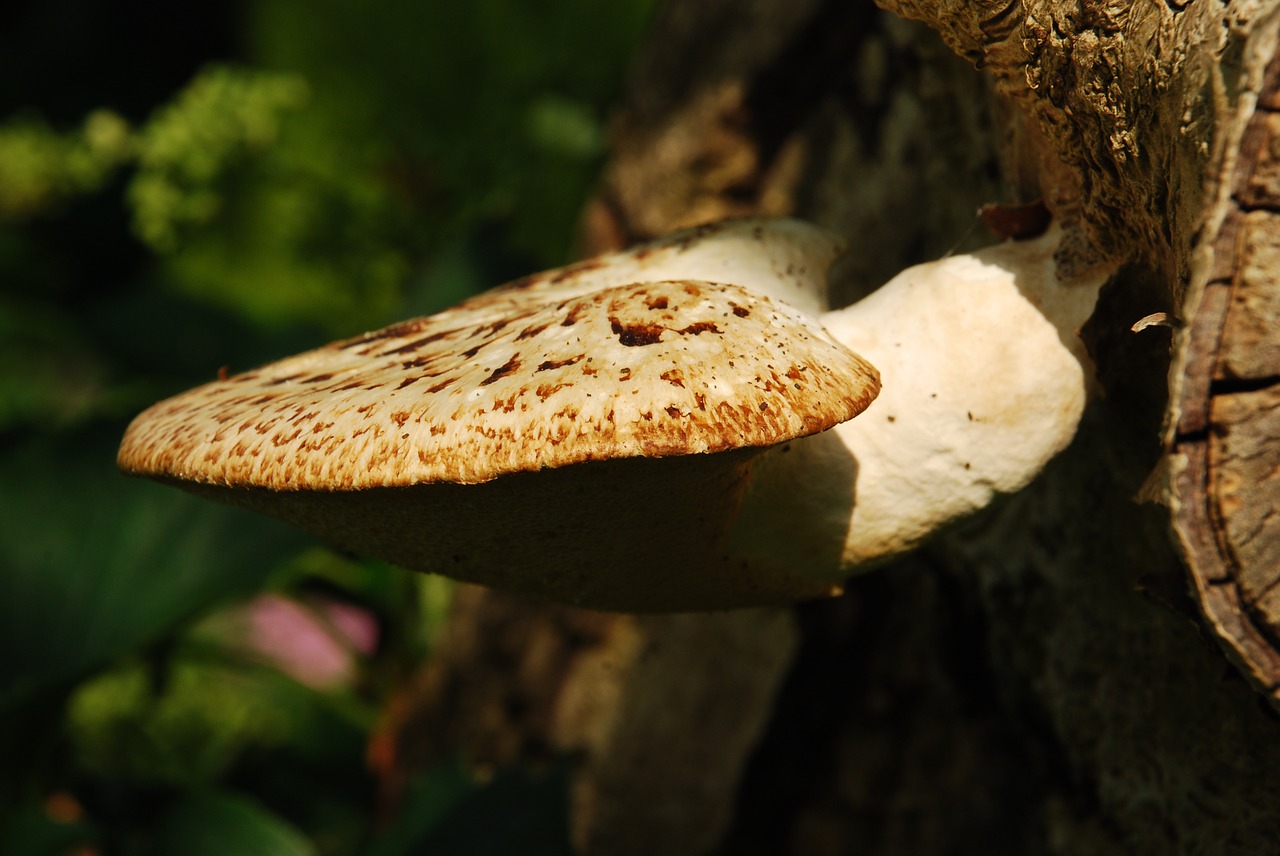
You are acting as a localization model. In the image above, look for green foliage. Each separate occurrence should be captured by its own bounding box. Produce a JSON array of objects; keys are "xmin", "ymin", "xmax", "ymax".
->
[
  {"xmin": 153, "ymin": 791, "xmax": 317, "ymax": 856},
  {"xmin": 0, "ymin": 436, "xmax": 310, "ymax": 712},
  {"xmin": 0, "ymin": 803, "xmax": 96, "ymax": 856},
  {"xmin": 0, "ymin": 110, "xmax": 131, "ymax": 219},
  {"xmin": 246, "ymin": 0, "xmax": 650, "ymax": 267},
  {"xmin": 129, "ymin": 66, "xmax": 311, "ymax": 253},
  {"xmin": 65, "ymin": 652, "xmax": 365, "ymax": 787},
  {"xmin": 131, "ymin": 65, "xmax": 414, "ymax": 332},
  {"xmin": 0, "ymin": 0, "xmax": 654, "ymax": 851},
  {"xmin": 0, "ymin": 293, "xmax": 134, "ymax": 431}
]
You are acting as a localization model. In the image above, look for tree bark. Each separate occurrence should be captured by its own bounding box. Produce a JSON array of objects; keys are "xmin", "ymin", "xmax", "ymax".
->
[{"xmin": 376, "ymin": 2, "xmax": 1280, "ymax": 853}]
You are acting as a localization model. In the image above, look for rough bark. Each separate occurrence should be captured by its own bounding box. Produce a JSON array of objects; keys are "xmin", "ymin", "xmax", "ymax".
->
[
  {"xmin": 375, "ymin": 2, "xmax": 1280, "ymax": 853},
  {"xmin": 1174, "ymin": 45, "xmax": 1280, "ymax": 706}
]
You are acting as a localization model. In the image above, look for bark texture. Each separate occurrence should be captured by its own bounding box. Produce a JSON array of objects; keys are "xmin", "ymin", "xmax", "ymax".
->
[
  {"xmin": 1174, "ymin": 44, "xmax": 1280, "ymax": 706},
  {"xmin": 375, "ymin": 2, "xmax": 1280, "ymax": 853}
]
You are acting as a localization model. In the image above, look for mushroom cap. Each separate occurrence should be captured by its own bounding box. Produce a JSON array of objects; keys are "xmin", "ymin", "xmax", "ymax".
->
[
  {"xmin": 118, "ymin": 232, "xmax": 879, "ymax": 611},
  {"xmin": 119, "ymin": 280, "xmax": 877, "ymax": 490},
  {"xmin": 445, "ymin": 217, "xmax": 844, "ymax": 321}
]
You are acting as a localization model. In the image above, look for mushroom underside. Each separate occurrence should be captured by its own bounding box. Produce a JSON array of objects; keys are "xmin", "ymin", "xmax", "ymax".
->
[{"xmin": 172, "ymin": 447, "xmax": 845, "ymax": 612}]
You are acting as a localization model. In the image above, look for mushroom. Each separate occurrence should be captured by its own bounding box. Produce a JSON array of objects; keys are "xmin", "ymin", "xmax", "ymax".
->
[
  {"xmin": 119, "ymin": 220, "xmax": 880, "ymax": 611},
  {"xmin": 118, "ymin": 218, "xmax": 1111, "ymax": 611},
  {"xmin": 729, "ymin": 224, "xmax": 1111, "ymax": 579},
  {"xmin": 439, "ymin": 217, "xmax": 844, "ymax": 320}
]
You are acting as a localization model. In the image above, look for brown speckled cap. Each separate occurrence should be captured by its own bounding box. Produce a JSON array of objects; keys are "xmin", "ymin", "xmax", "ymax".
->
[
  {"xmin": 441, "ymin": 217, "xmax": 845, "ymax": 322},
  {"xmin": 118, "ymin": 224, "xmax": 880, "ymax": 611},
  {"xmin": 120, "ymin": 280, "xmax": 876, "ymax": 489}
]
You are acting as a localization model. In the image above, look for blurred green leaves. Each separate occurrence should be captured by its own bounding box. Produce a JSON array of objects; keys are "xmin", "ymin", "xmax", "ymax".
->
[
  {"xmin": 129, "ymin": 67, "xmax": 310, "ymax": 253},
  {"xmin": 246, "ymin": 0, "xmax": 650, "ymax": 266},
  {"xmin": 154, "ymin": 791, "xmax": 316, "ymax": 856},
  {"xmin": 131, "ymin": 65, "xmax": 413, "ymax": 332},
  {"xmin": 0, "ymin": 436, "xmax": 310, "ymax": 712},
  {"xmin": 0, "ymin": 110, "xmax": 131, "ymax": 219},
  {"xmin": 2, "ymin": 0, "xmax": 652, "ymax": 335},
  {"xmin": 0, "ymin": 0, "xmax": 654, "ymax": 851},
  {"xmin": 0, "ymin": 294, "xmax": 131, "ymax": 431}
]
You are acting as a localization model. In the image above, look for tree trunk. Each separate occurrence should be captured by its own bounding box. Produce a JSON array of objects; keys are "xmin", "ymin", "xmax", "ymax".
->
[{"xmin": 375, "ymin": 2, "xmax": 1280, "ymax": 853}]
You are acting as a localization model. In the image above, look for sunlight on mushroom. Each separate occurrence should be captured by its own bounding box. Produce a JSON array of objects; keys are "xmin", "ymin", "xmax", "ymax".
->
[
  {"xmin": 118, "ymin": 218, "xmax": 1112, "ymax": 611},
  {"xmin": 732, "ymin": 224, "xmax": 1112, "ymax": 582}
]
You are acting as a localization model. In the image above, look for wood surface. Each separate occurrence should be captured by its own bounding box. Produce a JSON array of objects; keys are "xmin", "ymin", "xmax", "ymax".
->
[{"xmin": 1175, "ymin": 47, "xmax": 1280, "ymax": 704}]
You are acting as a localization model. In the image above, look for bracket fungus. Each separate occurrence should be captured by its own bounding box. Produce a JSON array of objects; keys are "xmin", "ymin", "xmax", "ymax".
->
[
  {"xmin": 119, "ymin": 218, "xmax": 1111, "ymax": 611},
  {"xmin": 748, "ymin": 224, "xmax": 1111, "ymax": 571}
]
